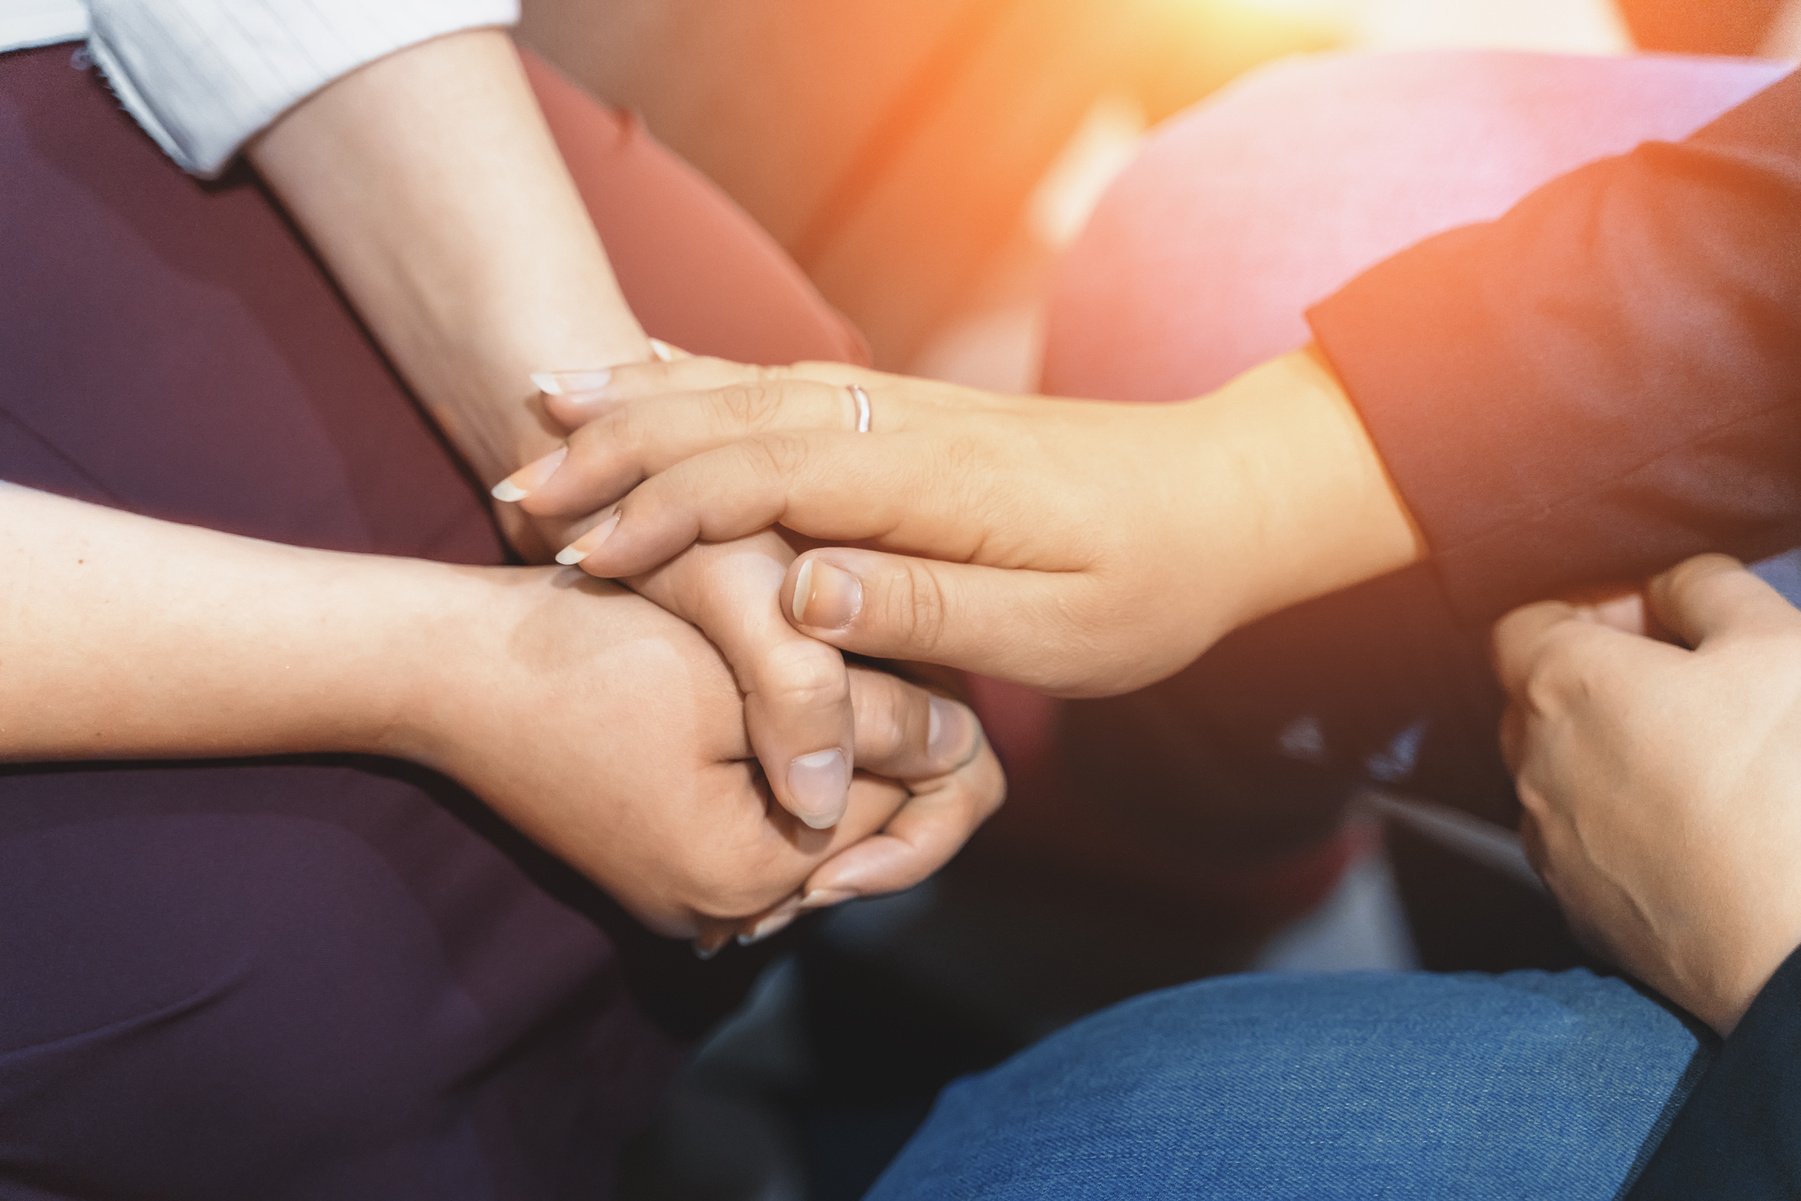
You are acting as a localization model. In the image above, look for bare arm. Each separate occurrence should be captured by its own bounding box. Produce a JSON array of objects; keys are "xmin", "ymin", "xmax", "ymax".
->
[
  {"xmin": 0, "ymin": 482, "xmax": 427, "ymax": 761},
  {"xmin": 497, "ymin": 347, "xmax": 1424, "ymax": 694},
  {"xmin": 0, "ymin": 481, "xmax": 997, "ymax": 935},
  {"xmin": 243, "ymin": 31, "xmax": 897, "ymax": 832},
  {"xmin": 246, "ymin": 29, "xmax": 648, "ymax": 487}
]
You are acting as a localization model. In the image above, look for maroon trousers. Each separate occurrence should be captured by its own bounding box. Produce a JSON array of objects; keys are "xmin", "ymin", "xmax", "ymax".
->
[{"xmin": 0, "ymin": 45, "xmax": 858, "ymax": 1200}]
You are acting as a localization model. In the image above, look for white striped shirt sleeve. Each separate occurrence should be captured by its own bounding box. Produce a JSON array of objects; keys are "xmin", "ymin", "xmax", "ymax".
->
[{"xmin": 85, "ymin": 0, "xmax": 520, "ymax": 177}]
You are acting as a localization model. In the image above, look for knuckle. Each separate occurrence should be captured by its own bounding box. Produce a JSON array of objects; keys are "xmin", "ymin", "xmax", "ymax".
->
[
  {"xmin": 887, "ymin": 565, "xmax": 949, "ymax": 652},
  {"xmin": 759, "ymin": 639, "xmax": 849, "ymax": 711},
  {"xmin": 746, "ymin": 433, "xmax": 809, "ymax": 481},
  {"xmin": 1522, "ymin": 628, "xmax": 1599, "ymax": 709},
  {"xmin": 567, "ymin": 413, "xmax": 619, "ymax": 463},
  {"xmin": 849, "ymin": 677, "xmax": 909, "ymax": 761},
  {"xmin": 716, "ymin": 383, "xmax": 783, "ymax": 431}
]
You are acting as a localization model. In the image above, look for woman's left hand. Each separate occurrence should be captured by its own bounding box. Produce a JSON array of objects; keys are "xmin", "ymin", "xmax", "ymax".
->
[{"xmin": 1492, "ymin": 555, "xmax": 1801, "ymax": 1034}]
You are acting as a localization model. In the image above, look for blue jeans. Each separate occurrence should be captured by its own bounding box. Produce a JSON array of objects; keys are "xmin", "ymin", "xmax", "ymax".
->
[{"xmin": 867, "ymin": 971, "xmax": 1709, "ymax": 1200}]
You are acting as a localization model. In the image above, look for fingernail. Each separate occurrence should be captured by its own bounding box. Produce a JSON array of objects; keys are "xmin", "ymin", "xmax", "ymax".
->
[
  {"xmin": 693, "ymin": 936, "xmax": 727, "ymax": 961},
  {"xmin": 928, "ymin": 696, "xmax": 973, "ymax": 765},
  {"xmin": 799, "ymin": 888, "xmax": 857, "ymax": 912},
  {"xmin": 792, "ymin": 559, "xmax": 863, "ymax": 630},
  {"xmin": 649, "ymin": 338, "xmax": 676, "ymax": 363},
  {"xmin": 788, "ymin": 748, "xmax": 850, "ymax": 829},
  {"xmin": 532, "ymin": 369, "xmax": 612, "ymax": 398},
  {"xmin": 491, "ymin": 445, "xmax": 568, "ymax": 503},
  {"xmin": 555, "ymin": 512, "xmax": 621, "ymax": 566},
  {"xmin": 737, "ymin": 908, "xmax": 801, "ymax": 946}
]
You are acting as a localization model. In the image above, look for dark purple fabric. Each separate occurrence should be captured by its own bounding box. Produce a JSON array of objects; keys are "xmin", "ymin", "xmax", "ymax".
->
[{"xmin": 0, "ymin": 43, "xmax": 856, "ymax": 1199}]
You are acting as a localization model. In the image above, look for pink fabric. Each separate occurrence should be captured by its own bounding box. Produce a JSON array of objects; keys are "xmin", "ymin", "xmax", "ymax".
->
[{"xmin": 1044, "ymin": 51, "xmax": 1788, "ymax": 404}]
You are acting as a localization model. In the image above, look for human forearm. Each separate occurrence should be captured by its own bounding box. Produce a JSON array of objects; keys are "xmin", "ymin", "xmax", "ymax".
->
[
  {"xmin": 247, "ymin": 29, "xmax": 649, "ymax": 483},
  {"xmin": 0, "ymin": 483, "xmax": 443, "ymax": 761},
  {"xmin": 504, "ymin": 347, "xmax": 1424, "ymax": 692},
  {"xmin": 1176, "ymin": 347, "xmax": 1426, "ymax": 630}
]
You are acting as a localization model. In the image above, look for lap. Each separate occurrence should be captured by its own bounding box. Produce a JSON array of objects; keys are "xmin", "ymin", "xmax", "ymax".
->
[
  {"xmin": 0, "ymin": 42, "xmax": 849, "ymax": 1197},
  {"xmin": 869, "ymin": 969, "xmax": 1709, "ymax": 1201}
]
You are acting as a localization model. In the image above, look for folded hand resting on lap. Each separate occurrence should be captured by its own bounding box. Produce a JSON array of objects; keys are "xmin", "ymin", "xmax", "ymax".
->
[{"xmin": 1493, "ymin": 555, "xmax": 1801, "ymax": 1034}]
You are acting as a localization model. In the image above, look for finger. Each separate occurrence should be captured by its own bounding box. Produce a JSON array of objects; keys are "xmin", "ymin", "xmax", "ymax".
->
[
  {"xmin": 561, "ymin": 432, "xmax": 1013, "ymax": 577},
  {"xmin": 691, "ymin": 919, "xmax": 739, "ymax": 960},
  {"xmin": 730, "ymin": 892, "xmax": 808, "ymax": 949},
  {"xmin": 797, "ymin": 738, "xmax": 1007, "ymax": 908},
  {"xmin": 632, "ymin": 537, "xmax": 859, "ymax": 831},
  {"xmin": 516, "ymin": 379, "xmax": 869, "ymax": 520},
  {"xmin": 529, "ymin": 342, "xmax": 694, "ymax": 425},
  {"xmin": 539, "ymin": 354, "xmax": 884, "ymax": 428},
  {"xmin": 1518, "ymin": 810, "xmax": 1550, "ymax": 880},
  {"xmin": 708, "ymin": 768, "xmax": 914, "ymax": 925},
  {"xmin": 1648, "ymin": 553, "xmax": 1796, "ymax": 648},
  {"xmin": 844, "ymin": 667, "xmax": 984, "ymax": 781},
  {"xmin": 786, "ymin": 550, "xmax": 1101, "ymax": 690},
  {"xmin": 712, "ymin": 771, "xmax": 918, "ymax": 951},
  {"xmin": 1490, "ymin": 599, "xmax": 1587, "ymax": 697},
  {"xmin": 1498, "ymin": 703, "xmax": 1527, "ymax": 776}
]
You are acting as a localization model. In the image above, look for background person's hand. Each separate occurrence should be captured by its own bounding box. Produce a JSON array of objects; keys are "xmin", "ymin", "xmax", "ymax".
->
[
  {"xmin": 401, "ymin": 568, "xmax": 1003, "ymax": 944},
  {"xmin": 1492, "ymin": 555, "xmax": 1801, "ymax": 1034},
  {"xmin": 499, "ymin": 348, "xmax": 1422, "ymax": 697}
]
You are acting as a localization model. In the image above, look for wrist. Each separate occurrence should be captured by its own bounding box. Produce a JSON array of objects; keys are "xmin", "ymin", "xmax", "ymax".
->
[
  {"xmin": 428, "ymin": 297, "xmax": 652, "ymax": 482},
  {"xmin": 1182, "ymin": 347, "xmax": 1427, "ymax": 627},
  {"xmin": 354, "ymin": 559, "xmax": 514, "ymax": 766},
  {"xmin": 225, "ymin": 548, "xmax": 469, "ymax": 760}
]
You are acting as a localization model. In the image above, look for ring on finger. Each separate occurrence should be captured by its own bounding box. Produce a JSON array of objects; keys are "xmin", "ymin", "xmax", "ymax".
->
[{"xmin": 847, "ymin": 384, "xmax": 872, "ymax": 434}]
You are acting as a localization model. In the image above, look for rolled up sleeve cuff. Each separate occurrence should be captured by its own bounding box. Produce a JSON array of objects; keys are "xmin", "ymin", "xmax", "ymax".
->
[{"xmin": 86, "ymin": 0, "xmax": 520, "ymax": 177}]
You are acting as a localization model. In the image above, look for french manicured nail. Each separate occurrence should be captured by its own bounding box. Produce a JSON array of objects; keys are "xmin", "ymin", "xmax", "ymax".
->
[
  {"xmin": 649, "ymin": 338, "xmax": 676, "ymax": 363},
  {"xmin": 555, "ymin": 512, "xmax": 621, "ymax": 566},
  {"xmin": 791, "ymin": 559, "xmax": 863, "ymax": 629},
  {"xmin": 490, "ymin": 445, "xmax": 567, "ymax": 503},
  {"xmin": 737, "ymin": 907, "xmax": 801, "ymax": 947},
  {"xmin": 798, "ymin": 888, "xmax": 857, "ymax": 913},
  {"xmin": 788, "ymin": 748, "xmax": 850, "ymax": 829},
  {"xmin": 928, "ymin": 696, "xmax": 974, "ymax": 766},
  {"xmin": 532, "ymin": 369, "xmax": 612, "ymax": 397}
]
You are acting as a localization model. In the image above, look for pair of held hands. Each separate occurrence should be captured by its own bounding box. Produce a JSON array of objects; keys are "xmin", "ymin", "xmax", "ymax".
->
[{"xmin": 501, "ymin": 350, "xmax": 1801, "ymax": 1032}]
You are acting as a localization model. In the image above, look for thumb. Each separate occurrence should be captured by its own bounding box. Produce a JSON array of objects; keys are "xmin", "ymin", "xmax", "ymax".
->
[
  {"xmin": 1648, "ymin": 553, "xmax": 1794, "ymax": 648},
  {"xmin": 784, "ymin": 549, "xmax": 1087, "ymax": 690}
]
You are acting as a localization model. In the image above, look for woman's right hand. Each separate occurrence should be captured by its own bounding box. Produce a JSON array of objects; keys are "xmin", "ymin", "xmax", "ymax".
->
[
  {"xmin": 395, "ymin": 567, "xmax": 1003, "ymax": 941},
  {"xmin": 501, "ymin": 349, "xmax": 1423, "ymax": 696}
]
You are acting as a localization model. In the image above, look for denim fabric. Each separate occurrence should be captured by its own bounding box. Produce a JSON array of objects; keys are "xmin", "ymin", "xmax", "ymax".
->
[{"xmin": 867, "ymin": 971, "xmax": 1707, "ymax": 1200}]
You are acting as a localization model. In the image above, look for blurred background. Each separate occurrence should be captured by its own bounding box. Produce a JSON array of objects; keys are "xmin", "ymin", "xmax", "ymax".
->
[
  {"xmin": 511, "ymin": 4, "xmax": 1801, "ymax": 1199},
  {"xmin": 521, "ymin": 0, "xmax": 1800, "ymax": 387}
]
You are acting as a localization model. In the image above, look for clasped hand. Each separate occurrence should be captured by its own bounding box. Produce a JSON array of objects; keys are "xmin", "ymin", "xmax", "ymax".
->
[
  {"xmin": 1493, "ymin": 555, "xmax": 1801, "ymax": 1035},
  {"xmin": 492, "ymin": 351, "xmax": 1390, "ymax": 697}
]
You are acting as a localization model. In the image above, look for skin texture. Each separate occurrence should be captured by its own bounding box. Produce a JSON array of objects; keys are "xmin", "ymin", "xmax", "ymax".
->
[
  {"xmin": 1493, "ymin": 555, "xmax": 1801, "ymax": 1035},
  {"xmin": 0, "ymin": 484, "xmax": 1002, "ymax": 942},
  {"xmin": 500, "ymin": 347, "xmax": 1426, "ymax": 696},
  {"xmin": 247, "ymin": 29, "xmax": 888, "ymax": 834}
]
